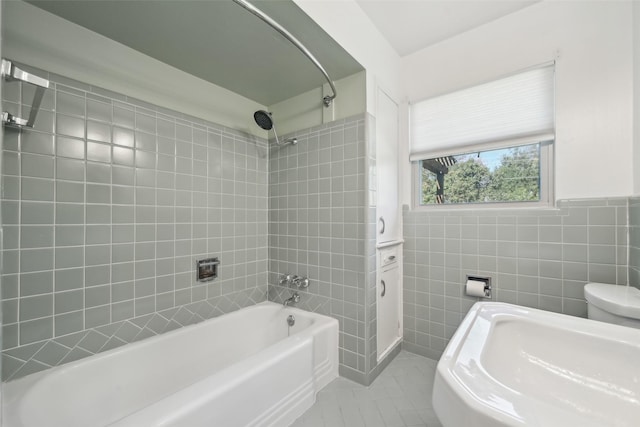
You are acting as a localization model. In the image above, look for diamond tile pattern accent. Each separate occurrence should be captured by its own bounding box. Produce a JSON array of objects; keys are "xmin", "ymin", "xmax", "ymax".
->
[
  {"xmin": 1, "ymin": 64, "xmax": 269, "ymax": 381},
  {"xmin": 268, "ymin": 285, "xmax": 332, "ymax": 316},
  {"xmin": 1, "ymin": 289, "xmax": 265, "ymax": 380},
  {"xmin": 630, "ymin": 197, "xmax": 640, "ymax": 289}
]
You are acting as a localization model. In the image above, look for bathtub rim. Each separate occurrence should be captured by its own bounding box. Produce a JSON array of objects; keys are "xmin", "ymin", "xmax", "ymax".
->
[{"xmin": 3, "ymin": 300, "xmax": 338, "ymax": 427}]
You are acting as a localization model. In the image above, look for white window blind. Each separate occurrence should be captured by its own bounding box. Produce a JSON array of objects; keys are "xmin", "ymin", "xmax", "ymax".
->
[{"xmin": 410, "ymin": 64, "xmax": 555, "ymax": 161}]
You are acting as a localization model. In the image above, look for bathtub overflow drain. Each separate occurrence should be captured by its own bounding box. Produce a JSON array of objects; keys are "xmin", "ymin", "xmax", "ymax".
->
[{"xmin": 287, "ymin": 315, "xmax": 295, "ymax": 327}]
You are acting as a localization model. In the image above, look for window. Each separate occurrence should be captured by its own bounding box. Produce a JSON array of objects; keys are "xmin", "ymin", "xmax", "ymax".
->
[
  {"xmin": 419, "ymin": 141, "xmax": 553, "ymax": 206},
  {"xmin": 410, "ymin": 64, "xmax": 555, "ymax": 207}
]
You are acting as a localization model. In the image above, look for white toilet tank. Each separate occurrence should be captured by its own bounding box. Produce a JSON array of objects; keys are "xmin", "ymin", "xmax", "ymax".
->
[{"xmin": 584, "ymin": 282, "xmax": 640, "ymax": 329}]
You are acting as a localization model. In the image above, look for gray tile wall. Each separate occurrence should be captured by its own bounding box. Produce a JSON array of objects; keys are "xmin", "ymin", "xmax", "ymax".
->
[
  {"xmin": 630, "ymin": 197, "xmax": 640, "ymax": 289},
  {"xmin": 266, "ymin": 114, "xmax": 372, "ymax": 382},
  {"xmin": 0, "ymin": 16, "xmax": 4, "ymax": 390},
  {"xmin": 1, "ymin": 65, "xmax": 269, "ymax": 381},
  {"xmin": 403, "ymin": 198, "xmax": 629, "ymax": 360}
]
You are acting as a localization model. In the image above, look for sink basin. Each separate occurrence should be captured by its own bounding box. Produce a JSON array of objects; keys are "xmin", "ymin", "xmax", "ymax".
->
[{"xmin": 433, "ymin": 302, "xmax": 640, "ymax": 427}]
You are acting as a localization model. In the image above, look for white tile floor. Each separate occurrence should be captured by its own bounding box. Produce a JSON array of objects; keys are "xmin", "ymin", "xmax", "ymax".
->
[{"xmin": 291, "ymin": 351, "xmax": 443, "ymax": 427}]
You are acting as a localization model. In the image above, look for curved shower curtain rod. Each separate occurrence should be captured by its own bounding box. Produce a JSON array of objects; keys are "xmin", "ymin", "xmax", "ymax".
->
[{"xmin": 231, "ymin": 0, "xmax": 337, "ymax": 108}]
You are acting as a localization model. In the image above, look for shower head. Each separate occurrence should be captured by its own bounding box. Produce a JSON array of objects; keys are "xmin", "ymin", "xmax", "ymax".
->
[
  {"xmin": 253, "ymin": 110, "xmax": 273, "ymax": 131},
  {"xmin": 253, "ymin": 110, "xmax": 297, "ymax": 147}
]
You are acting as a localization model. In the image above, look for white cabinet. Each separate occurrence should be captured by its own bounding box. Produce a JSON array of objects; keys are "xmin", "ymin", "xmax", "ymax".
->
[
  {"xmin": 377, "ymin": 245, "xmax": 402, "ymax": 360},
  {"xmin": 376, "ymin": 88, "xmax": 400, "ymax": 244},
  {"xmin": 375, "ymin": 88, "xmax": 403, "ymax": 362}
]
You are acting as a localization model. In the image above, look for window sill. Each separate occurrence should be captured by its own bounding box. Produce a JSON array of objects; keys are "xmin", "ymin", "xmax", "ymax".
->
[{"xmin": 407, "ymin": 201, "xmax": 561, "ymax": 215}]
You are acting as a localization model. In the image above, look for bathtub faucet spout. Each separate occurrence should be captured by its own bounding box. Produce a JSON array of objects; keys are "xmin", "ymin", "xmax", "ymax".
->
[{"xmin": 283, "ymin": 292, "xmax": 300, "ymax": 307}]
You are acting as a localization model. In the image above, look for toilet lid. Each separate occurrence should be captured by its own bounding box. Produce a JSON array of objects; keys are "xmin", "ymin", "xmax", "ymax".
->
[{"xmin": 584, "ymin": 283, "xmax": 640, "ymax": 320}]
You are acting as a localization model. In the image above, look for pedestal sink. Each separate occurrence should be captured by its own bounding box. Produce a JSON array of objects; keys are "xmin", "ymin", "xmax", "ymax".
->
[{"xmin": 433, "ymin": 302, "xmax": 640, "ymax": 427}]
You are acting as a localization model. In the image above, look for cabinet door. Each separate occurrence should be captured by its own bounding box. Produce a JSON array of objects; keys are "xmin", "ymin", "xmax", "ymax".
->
[
  {"xmin": 377, "ymin": 264, "xmax": 401, "ymax": 360},
  {"xmin": 376, "ymin": 89, "xmax": 399, "ymax": 244}
]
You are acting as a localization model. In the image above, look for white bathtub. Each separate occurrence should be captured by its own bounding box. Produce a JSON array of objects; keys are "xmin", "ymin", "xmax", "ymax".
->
[{"xmin": 3, "ymin": 301, "xmax": 339, "ymax": 427}]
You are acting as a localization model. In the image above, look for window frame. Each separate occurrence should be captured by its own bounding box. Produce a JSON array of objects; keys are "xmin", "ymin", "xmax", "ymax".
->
[{"xmin": 412, "ymin": 140, "xmax": 554, "ymax": 211}]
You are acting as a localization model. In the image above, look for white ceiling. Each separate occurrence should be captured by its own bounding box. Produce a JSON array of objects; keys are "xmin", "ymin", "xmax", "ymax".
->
[{"xmin": 356, "ymin": 0, "xmax": 540, "ymax": 57}]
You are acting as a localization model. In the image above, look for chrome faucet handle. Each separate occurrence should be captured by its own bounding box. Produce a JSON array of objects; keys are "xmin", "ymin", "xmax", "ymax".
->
[
  {"xmin": 291, "ymin": 292, "xmax": 300, "ymax": 303},
  {"xmin": 279, "ymin": 273, "xmax": 293, "ymax": 285},
  {"xmin": 294, "ymin": 276, "xmax": 310, "ymax": 288},
  {"xmin": 289, "ymin": 275, "xmax": 300, "ymax": 287}
]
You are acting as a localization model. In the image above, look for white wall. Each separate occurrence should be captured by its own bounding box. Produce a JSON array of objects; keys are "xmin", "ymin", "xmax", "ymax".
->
[
  {"xmin": 634, "ymin": 1, "xmax": 640, "ymax": 196},
  {"xmin": 400, "ymin": 1, "xmax": 634, "ymax": 203},
  {"xmin": 293, "ymin": 0, "xmax": 403, "ymax": 112},
  {"xmin": 269, "ymin": 70, "xmax": 366, "ymax": 136}
]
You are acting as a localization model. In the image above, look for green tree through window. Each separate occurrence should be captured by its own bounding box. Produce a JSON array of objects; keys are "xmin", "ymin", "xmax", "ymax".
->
[{"xmin": 420, "ymin": 143, "xmax": 541, "ymax": 205}]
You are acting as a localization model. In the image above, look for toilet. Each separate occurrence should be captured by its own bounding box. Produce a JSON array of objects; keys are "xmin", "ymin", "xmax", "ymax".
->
[{"xmin": 584, "ymin": 282, "xmax": 640, "ymax": 329}]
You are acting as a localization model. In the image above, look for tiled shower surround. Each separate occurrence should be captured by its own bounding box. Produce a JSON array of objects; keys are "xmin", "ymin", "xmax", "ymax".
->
[
  {"xmin": 630, "ymin": 197, "xmax": 640, "ymax": 289},
  {"xmin": 403, "ymin": 198, "xmax": 630, "ymax": 360},
  {"xmin": 3, "ymin": 65, "xmax": 638, "ymax": 388},
  {"xmin": 266, "ymin": 114, "xmax": 384, "ymax": 384},
  {"xmin": 1, "ymin": 66, "xmax": 269, "ymax": 380}
]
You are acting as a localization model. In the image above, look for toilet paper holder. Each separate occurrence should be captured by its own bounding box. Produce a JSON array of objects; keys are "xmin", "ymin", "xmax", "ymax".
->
[{"xmin": 466, "ymin": 275, "xmax": 492, "ymax": 299}]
